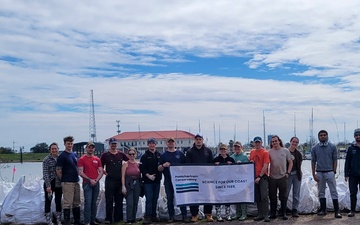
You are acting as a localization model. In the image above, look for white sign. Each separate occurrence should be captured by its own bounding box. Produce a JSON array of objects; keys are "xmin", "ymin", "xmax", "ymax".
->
[{"xmin": 169, "ymin": 163, "xmax": 255, "ymax": 206}]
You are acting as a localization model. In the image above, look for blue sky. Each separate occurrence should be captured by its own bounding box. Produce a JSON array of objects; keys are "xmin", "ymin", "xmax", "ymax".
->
[{"xmin": 1, "ymin": 0, "xmax": 360, "ymax": 151}]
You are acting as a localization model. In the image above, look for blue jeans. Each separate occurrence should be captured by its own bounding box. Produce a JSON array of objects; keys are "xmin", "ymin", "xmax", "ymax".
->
[
  {"xmin": 287, "ymin": 174, "xmax": 301, "ymax": 210},
  {"xmin": 317, "ymin": 171, "xmax": 338, "ymax": 199},
  {"xmin": 144, "ymin": 183, "xmax": 160, "ymax": 218},
  {"xmin": 83, "ymin": 182, "xmax": 100, "ymax": 224},
  {"xmin": 125, "ymin": 179, "xmax": 141, "ymax": 222},
  {"xmin": 164, "ymin": 179, "xmax": 187, "ymax": 218}
]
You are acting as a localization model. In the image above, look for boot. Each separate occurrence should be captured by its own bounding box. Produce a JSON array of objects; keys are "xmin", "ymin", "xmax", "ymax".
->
[
  {"xmin": 262, "ymin": 202, "xmax": 270, "ymax": 222},
  {"xmin": 333, "ymin": 199, "xmax": 342, "ymax": 218},
  {"xmin": 239, "ymin": 204, "xmax": 247, "ymax": 221},
  {"xmin": 291, "ymin": 209, "xmax": 299, "ymax": 217},
  {"xmin": 205, "ymin": 214, "xmax": 214, "ymax": 222},
  {"xmin": 72, "ymin": 207, "xmax": 81, "ymax": 225},
  {"xmin": 235, "ymin": 204, "xmax": 241, "ymax": 219},
  {"xmin": 225, "ymin": 206, "xmax": 232, "ymax": 221},
  {"xmin": 45, "ymin": 213, "xmax": 53, "ymax": 225},
  {"xmin": 269, "ymin": 201, "xmax": 277, "ymax": 219},
  {"xmin": 63, "ymin": 209, "xmax": 71, "ymax": 225},
  {"xmin": 317, "ymin": 198, "xmax": 327, "ymax": 216},
  {"xmin": 253, "ymin": 202, "xmax": 264, "ymax": 221},
  {"xmin": 348, "ymin": 197, "xmax": 356, "ymax": 217},
  {"xmin": 215, "ymin": 206, "xmax": 223, "ymax": 222},
  {"xmin": 55, "ymin": 212, "xmax": 62, "ymax": 225},
  {"xmin": 280, "ymin": 200, "xmax": 288, "ymax": 220}
]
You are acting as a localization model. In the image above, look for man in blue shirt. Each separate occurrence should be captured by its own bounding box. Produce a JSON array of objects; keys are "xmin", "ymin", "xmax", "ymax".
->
[
  {"xmin": 56, "ymin": 136, "xmax": 81, "ymax": 225},
  {"xmin": 158, "ymin": 137, "xmax": 189, "ymax": 223}
]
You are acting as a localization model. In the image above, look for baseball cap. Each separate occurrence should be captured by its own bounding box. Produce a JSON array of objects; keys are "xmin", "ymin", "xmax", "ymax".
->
[
  {"xmin": 108, "ymin": 138, "xmax": 117, "ymax": 144},
  {"xmin": 194, "ymin": 133, "xmax": 203, "ymax": 139},
  {"xmin": 86, "ymin": 141, "xmax": 95, "ymax": 147},
  {"xmin": 167, "ymin": 137, "xmax": 175, "ymax": 142},
  {"xmin": 354, "ymin": 128, "xmax": 360, "ymax": 136},
  {"xmin": 147, "ymin": 138, "xmax": 157, "ymax": 144},
  {"xmin": 253, "ymin": 136, "xmax": 262, "ymax": 142},
  {"xmin": 234, "ymin": 141, "xmax": 242, "ymax": 147},
  {"xmin": 219, "ymin": 144, "xmax": 227, "ymax": 149}
]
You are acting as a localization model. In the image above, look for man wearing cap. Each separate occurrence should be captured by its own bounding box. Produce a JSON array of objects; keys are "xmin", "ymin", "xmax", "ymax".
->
[
  {"xmin": 230, "ymin": 141, "xmax": 249, "ymax": 221},
  {"xmin": 249, "ymin": 136, "xmax": 270, "ymax": 222},
  {"xmin": 78, "ymin": 142, "xmax": 104, "ymax": 225},
  {"xmin": 158, "ymin": 137, "xmax": 189, "ymax": 223},
  {"xmin": 344, "ymin": 128, "xmax": 360, "ymax": 217},
  {"xmin": 100, "ymin": 138, "xmax": 129, "ymax": 224},
  {"xmin": 311, "ymin": 130, "xmax": 342, "ymax": 218},
  {"xmin": 140, "ymin": 138, "xmax": 162, "ymax": 224},
  {"xmin": 56, "ymin": 136, "xmax": 81, "ymax": 225},
  {"xmin": 185, "ymin": 133, "xmax": 214, "ymax": 222}
]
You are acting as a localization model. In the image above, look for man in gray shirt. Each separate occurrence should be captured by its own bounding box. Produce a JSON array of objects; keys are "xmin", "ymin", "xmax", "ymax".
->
[{"xmin": 311, "ymin": 130, "xmax": 342, "ymax": 219}]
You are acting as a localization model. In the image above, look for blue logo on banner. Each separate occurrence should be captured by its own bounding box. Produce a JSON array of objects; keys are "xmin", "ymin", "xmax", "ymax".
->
[{"xmin": 175, "ymin": 182, "xmax": 199, "ymax": 193}]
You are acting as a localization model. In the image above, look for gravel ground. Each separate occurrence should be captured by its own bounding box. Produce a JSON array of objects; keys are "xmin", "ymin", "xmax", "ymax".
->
[{"xmin": 145, "ymin": 213, "xmax": 358, "ymax": 225}]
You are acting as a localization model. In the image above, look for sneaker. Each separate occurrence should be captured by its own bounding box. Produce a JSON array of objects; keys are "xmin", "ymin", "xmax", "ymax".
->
[
  {"xmin": 216, "ymin": 216, "xmax": 224, "ymax": 222},
  {"xmin": 167, "ymin": 217, "xmax": 174, "ymax": 223},
  {"xmin": 142, "ymin": 217, "xmax": 151, "ymax": 224},
  {"xmin": 225, "ymin": 215, "xmax": 232, "ymax": 221},
  {"xmin": 348, "ymin": 211, "xmax": 355, "ymax": 217},
  {"xmin": 104, "ymin": 220, "xmax": 111, "ymax": 224},
  {"xmin": 206, "ymin": 214, "xmax": 214, "ymax": 222},
  {"xmin": 190, "ymin": 215, "xmax": 198, "ymax": 222}
]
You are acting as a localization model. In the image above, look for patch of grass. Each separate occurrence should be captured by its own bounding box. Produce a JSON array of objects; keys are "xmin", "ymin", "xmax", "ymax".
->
[{"xmin": 0, "ymin": 153, "xmax": 49, "ymax": 163}]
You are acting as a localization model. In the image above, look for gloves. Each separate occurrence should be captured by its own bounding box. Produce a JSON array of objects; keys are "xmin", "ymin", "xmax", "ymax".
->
[
  {"xmin": 122, "ymin": 186, "xmax": 127, "ymax": 195},
  {"xmin": 147, "ymin": 174, "xmax": 156, "ymax": 181}
]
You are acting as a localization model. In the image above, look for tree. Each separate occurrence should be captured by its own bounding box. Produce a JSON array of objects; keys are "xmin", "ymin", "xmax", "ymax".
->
[
  {"xmin": 30, "ymin": 142, "xmax": 49, "ymax": 153},
  {"xmin": 0, "ymin": 147, "xmax": 14, "ymax": 154}
]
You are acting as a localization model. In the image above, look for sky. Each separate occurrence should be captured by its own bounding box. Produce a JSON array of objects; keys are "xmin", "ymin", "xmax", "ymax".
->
[{"xmin": 1, "ymin": 0, "xmax": 360, "ymax": 152}]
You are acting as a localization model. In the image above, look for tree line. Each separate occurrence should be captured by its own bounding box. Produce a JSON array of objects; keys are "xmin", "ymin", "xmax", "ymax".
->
[{"xmin": 0, "ymin": 142, "xmax": 49, "ymax": 154}]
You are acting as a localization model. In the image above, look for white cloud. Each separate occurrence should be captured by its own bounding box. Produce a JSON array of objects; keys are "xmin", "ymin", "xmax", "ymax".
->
[{"xmin": 1, "ymin": 0, "xmax": 360, "ymax": 150}]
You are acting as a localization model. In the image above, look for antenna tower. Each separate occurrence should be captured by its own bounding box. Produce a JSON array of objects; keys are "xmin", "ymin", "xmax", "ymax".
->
[
  {"xmin": 116, "ymin": 120, "xmax": 121, "ymax": 134},
  {"xmin": 89, "ymin": 90, "xmax": 97, "ymax": 142}
]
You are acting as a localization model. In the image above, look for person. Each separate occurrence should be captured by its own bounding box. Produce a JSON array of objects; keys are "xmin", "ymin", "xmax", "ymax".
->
[
  {"xmin": 158, "ymin": 137, "xmax": 189, "ymax": 223},
  {"xmin": 249, "ymin": 136, "xmax": 270, "ymax": 222},
  {"xmin": 230, "ymin": 141, "xmax": 249, "ymax": 221},
  {"xmin": 56, "ymin": 136, "xmax": 81, "ymax": 225},
  {"xmin": 100, "ymin": 137, "xmax": 129, "ymax": 224},
  {"xmin": 286, "ymin": 137, "xmax": 303, "ymax": 217},
  {"xmin": 268, "ymin": 135, "xmax": 293, "ymax": 220},
  {"xmin": 122, "ymin": 148, "xmax": 141, "ymax": 224},
  {"xmin": 78, "ymin": 142, "xmax": 104, "ymax": 225},
  {"xmin": 140, "ymin": 138, "xmax": 162, "ymax": 224},
  {"xmin": 344, "ymin": 128, "xmax": 360, "ymax": 217},
  {"xmin": 213, "ymin": 143, "xmax": 235, "ymax": 222},
  {"xmin": 311, "ymin": 130, "xmax": 342, "ymax": 218},
  {"xmin": 185, "ymin": 133, "xmax": 214, "ymax": 222},
  {"xmin": 42, "ymin": 142, "xmax": 62, "ymax": 225}
]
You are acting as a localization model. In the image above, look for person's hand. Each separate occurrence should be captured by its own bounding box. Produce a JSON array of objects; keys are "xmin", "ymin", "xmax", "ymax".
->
[
  {"xmin": 255, "ymin": 177, "xmax": 261, "ymax": 184},
  {"xmin": 46, "ymin": 187, "xmax": 52, "ymax": 193},
  {"xmin": 345, "ymin": 177, "xmax": 349, "ymax": 182},
  {"xmin": 163, "ymin": 162, "xmax": 171, "ymax": 167},
  {"xmin": 227, "ymin": 161, "xmax": 232, "ymax": 165},
  {"xmin": 214, "ymin": 162, "xmax": 220, "ymax": 165},
  {"xmin": 313, "ymin": 174, "xmax": 319, "ymax": 183},
  {"xmin": 147, "ymin": 174, "xmax": 156, "ymax": 181},
  {"xmin": 122, "ymin": 186, "xmax": 127, "ymax": 195}
]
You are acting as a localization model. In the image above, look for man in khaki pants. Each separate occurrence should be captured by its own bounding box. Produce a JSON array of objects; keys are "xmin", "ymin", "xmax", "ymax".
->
[{"xmin": 56, "ymin": 136, "xmax": 81, "ymax": 225}]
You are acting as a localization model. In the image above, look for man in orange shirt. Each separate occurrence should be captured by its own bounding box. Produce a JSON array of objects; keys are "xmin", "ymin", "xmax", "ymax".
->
[{"xmin": 250, "ymin": 137, "xmax": 270, "ymax": 222}]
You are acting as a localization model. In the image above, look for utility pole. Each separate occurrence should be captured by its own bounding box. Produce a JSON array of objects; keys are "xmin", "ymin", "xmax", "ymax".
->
[
  {"xmin": 20, "ymin": 146, "xmax": 24, "ymax": 164},
  {"xmin": 116, "ymin": 120, "xmax": 121, "ymax": 134},
  {"xmin": 263, "ymin": 110, "xmax": 266, "ymax": 148}
]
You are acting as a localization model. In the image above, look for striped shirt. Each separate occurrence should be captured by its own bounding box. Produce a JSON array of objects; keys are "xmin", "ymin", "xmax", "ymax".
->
[{"xmin": 42, "ymin": 154, "xmax": 61, "ymax": 188}]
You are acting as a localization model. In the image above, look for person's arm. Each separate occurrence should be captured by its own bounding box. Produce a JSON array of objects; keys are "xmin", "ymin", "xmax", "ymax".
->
[
  {"xmin": 78, "ymin": 166, "xmax": 91, "ymax": 182},
  {"xmin": 286, "ymin": 158, "xmax": 293, "ymax": 176},
  {"xmin": 95, "ymin": 161, "xmax": 104, "ymax": 184},
  {"xmin": 121, "ymin": 162, "xmax": 128, "ymax": 194}
]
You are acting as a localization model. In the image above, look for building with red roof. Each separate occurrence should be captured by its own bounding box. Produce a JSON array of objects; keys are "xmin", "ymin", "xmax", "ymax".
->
[{"xmin": 106, "ymin": 130, "xmax": 195, "ymax": 155}]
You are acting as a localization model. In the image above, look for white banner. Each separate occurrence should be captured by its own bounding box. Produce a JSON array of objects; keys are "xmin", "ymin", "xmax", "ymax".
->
[{"xmin": 169, "ymin": 163, "xmax": 255, "ymax": 206}]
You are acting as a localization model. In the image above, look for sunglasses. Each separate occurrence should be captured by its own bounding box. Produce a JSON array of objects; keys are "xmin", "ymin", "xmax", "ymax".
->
[{"xmin": 128, "ymin": 153, "xmax": 135, "ymax": 156}]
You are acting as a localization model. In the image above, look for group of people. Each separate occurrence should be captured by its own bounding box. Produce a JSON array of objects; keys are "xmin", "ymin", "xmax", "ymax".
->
[{"xmin": 41, "ymin": 128, "xmax": 360, "ymax": 224}]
